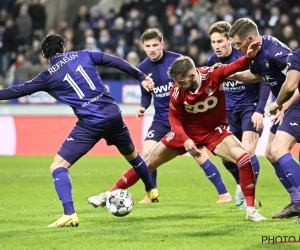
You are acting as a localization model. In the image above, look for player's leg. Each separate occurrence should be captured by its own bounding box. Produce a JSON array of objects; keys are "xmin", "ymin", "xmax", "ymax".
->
[
  {"xmin": 222, "ymin": 110, "xmax": 243, "ymax": 205},
  {"xmin": 271, "ymin": 107, "xmax": 300, "ymax": 221},
  {"xmin": 48, "ymin": 121, "xmax": 104, "ymax": 227},
  {"xmin": 194, "ymin": 148, "xmax": 232, "ymax": 204},
  {"xmin": 222, "ymin": 110, "xmax": 244, "ymax": 186},
  {"xmin": 266, "ymin": 125, "xmax": 298, "ymax": 218},
  {"xmin": 210, "ymin": 130, "xmax": 266, "ymax": 221},
  {"xmin": 88, "ymin": 141, "xmax": 179, "ymax": 207},
  {"xmin": 238, "ymin": 109, "xmax": 263, "ymax": 210},
  {"xmin": 138, "ymin": 122, "xmax": 170, "ymax": 204}
]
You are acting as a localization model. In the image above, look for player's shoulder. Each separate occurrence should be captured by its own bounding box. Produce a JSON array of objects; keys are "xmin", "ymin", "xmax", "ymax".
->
[
  {"xmin": 263, "ymin": 35, "xmax": 291, "ymax": 54},
  {"xmin": 207, "ymin": 53, "xmax": 219, "ymax": 66},
  {"xmin": 164, "ymin": 51, "xmax": 182, "ymax": 59},
  {"xmin": 138, "ymin": 57, "xmax": 151, "ymax": 70},
  {"xmin": 287, "ymin": 48, "xmax": 300, "ymax": 71}
]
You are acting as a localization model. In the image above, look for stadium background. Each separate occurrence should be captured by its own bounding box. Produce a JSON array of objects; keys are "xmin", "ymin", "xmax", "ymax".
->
[{"xmin": 0, "ymin": 0, "xmax": 299, "ymax": 156}]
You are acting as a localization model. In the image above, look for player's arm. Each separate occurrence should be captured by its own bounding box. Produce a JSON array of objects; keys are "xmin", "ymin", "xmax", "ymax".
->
[
  {"xmin": 0, "ymin": 74, "xmax": 47, "ymax": 100},
  {"xmin": 136, "ymin": 71, "xmax": 152, "ymax": 119},
  {"xmin": 168, "ymin": 87, "xmax": 189, "ymax": 143},
  {"xmin": 275, "ymin": 70, "xmax": 300, "ymax": 108},
  {"xmin": 89, "ymin": 51, "xmax": 147, "ymax": 82},
  {"xmin": 255, "ymin": 83, "xmax": 270, "ymax": 114},
  {"xmin": 229, "ymin": 69, "xmax": 262, "ymax": 83}
]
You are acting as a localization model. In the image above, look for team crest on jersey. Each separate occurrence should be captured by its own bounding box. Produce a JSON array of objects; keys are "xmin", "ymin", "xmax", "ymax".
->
[
  {"xmin": 265, "ymin": 60, "xmax": 270, "ymax": 68},
  {"xmin": 205, "ymin": 87, "xmax": 213, "ymax": 96},
  {"xmin": 166, "ymin": 132, "xmax": 175, "ymax": 142}
]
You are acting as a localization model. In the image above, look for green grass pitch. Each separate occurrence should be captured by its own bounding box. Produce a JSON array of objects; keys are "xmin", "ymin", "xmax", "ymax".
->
[{"xmin": 0, "ymin": 156, "xmax": 300, "ymax": 250}]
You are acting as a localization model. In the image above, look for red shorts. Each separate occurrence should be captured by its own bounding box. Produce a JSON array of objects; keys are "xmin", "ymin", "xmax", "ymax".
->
[{"xmin": 161, "ymin": 125, "xmax": 233, "ymax": 155}]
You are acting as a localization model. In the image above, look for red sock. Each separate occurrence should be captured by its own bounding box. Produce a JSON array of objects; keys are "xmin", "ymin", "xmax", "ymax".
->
[
  {"xmin": 110, "ymin": 168, "xmax": 140, "ymax": 192},
  {"xmin": 236, "ymin": 153, "xmax": 255, "ymax": 207}
]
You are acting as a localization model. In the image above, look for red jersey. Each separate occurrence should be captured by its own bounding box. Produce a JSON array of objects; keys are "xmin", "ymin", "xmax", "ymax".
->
[{"xmin": 169, "ymin": 56, "xmax": 252, "ymax": 144}]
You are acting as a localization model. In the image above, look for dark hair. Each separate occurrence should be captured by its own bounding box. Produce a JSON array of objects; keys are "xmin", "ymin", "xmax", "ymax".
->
[
  {"xmin": 140, "ymin": 28, "xmax": 163, "ymax": 43},
  {"xmin": 209, "ymin": 21, "xmax": 231, "ymax": 37},
  {"xmin": 41, "ymin": 34, "xmax": 66, "ymax": 59},
  {"xmin": 228, "ymin": 18, "xmax": 259, "ymax": 39},
  {"xmin": 168, "ymin": 56, "xmax": 195, "ymax": 79}
]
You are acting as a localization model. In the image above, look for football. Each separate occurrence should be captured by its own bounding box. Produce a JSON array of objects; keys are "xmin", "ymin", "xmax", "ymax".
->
[{"xmin": 106, "ymin": 189, "xmax": 134, "ymax": 217}]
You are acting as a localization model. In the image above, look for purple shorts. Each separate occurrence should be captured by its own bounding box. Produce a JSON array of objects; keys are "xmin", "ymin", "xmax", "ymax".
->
[
  {"xmin": 145, "ymin": 121, "xmax": 171, "ymax": 142},
  {"xmin": 278, "ymin": 100, "xmax": 300, "ymax": 142},
  {"xmin": 58, "ymin": 115, "xmax": 134, "ymax": 164},
  {"xmin": 226, "ymin": 108, "xmax": 263, "ymax": 141}
]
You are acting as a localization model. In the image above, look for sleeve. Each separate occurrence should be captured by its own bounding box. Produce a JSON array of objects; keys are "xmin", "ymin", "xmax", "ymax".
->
[
  {"xmin": 255, "ymin": 82, "xmax": 270, "ymax": 114},
  {"xmin": 168, "ymin": 86, "xmax": 190, "ymax": 143},
  {"xmin": 138, "ymin": 64, "xmax": 152, "ymax": 109},
  {"xmin": 212, "ymin": 56, "xmax": 253, "ymax": 83},
  {"xmin": 249, "ymin": 63, "xmax": 258, "ymax": 74},
  {"xmin": 98, "ymin": 53, "xmax": 147, "ymax": 82},
  {"xmin": 287, "ymin": 49, "xmax": 300, "ymax": 72},
  {"xmin": 271, "ymin": 48, "xmax": 292, "ymax": 71},
  {"xmin": 207, "ymin": 56, "xmax": 216, "ymax": 67},
  {"xmin": 0, "ymin": 74, "xmax": 47, "ymax": 100},
  {"xmin": 87, "ymin": 50, "xmax": 103, "ymax": 65}
]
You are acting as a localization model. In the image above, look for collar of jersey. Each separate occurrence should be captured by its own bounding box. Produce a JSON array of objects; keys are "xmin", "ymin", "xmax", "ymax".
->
[{"xmin": 188, "ymin": 69, "xmax": 202, "ymax": 94}]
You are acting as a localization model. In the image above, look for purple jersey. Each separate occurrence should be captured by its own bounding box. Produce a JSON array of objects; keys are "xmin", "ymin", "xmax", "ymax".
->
[
  {"xmin": 249, "ymin": 35, "xmax": 292, "ymax": 97},
  {"xmin": 138, "ymin": 51, "xmax": 181, "ymax": 124},
  {"xmin": 207, "ymin": 47, "xmax": 269, "ymax": 113},
  {"xmin": 0, "ymin": 51, "xmax": 147, "ymax": 125}
]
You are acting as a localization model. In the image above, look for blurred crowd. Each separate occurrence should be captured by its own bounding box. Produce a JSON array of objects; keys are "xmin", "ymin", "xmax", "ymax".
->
[{"xmin": 0, "ymin": 0, "xmax": 300, "ymax": 87}]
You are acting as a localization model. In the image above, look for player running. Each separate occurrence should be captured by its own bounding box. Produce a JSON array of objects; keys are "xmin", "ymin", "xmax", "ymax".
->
[
  {"xmin": 228, "ymin": 18, "xmax": 300, "ymax": 219},
  {"xmin": 88, "ymin": 40, "xmax": 267, "ymax": 222},
  {"xmin": 207, "ymin": 21, "xmax": 270, "ymax": 210},
  {"xmin": 0, "ymin": 34, "xmax": 158, "ymax": 227}
]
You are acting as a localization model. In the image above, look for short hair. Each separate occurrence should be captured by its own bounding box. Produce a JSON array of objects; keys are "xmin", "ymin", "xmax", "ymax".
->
[
  {"xmin": 168, "ymin": 56, "xmax": 195, "ymax": 79},
  {"xmin": 209, "ymin": 21, "xmax": 231, "ymax": 37},
  {"xmin": 228, "ymin": 18, "xmax": 259, "ymax": 39},
  {"xmin": 41, "ymin": 34, "xmax": 66, "ymax": 59},
  {"xmin": 140, "ymin": 28, "xmax": 163, "ymax": 43}
]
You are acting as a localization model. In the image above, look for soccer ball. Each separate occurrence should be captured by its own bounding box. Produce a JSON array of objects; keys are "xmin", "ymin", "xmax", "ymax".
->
[{"xmin": 106, "ymin": 189, "xmax": 134, "ymax": 217}]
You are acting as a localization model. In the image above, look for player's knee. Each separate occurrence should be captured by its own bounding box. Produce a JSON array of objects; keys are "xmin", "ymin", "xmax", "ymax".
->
[
  {"xmin": 49, "ymin": 154, "xmax": 71, "ymax": 173},
  {"xmin": 265, "ymin": 148, "xmax": 275, "ymax": 162},
  {"xmin": 118, "ymin": 143, "xmax": 135, "ymax": 156}
]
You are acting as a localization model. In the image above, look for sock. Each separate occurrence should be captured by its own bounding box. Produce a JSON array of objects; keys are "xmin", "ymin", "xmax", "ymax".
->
[
  {"xmin": 236, "ymin": 153, "xmax": 255, "ymax": 207},
  {"xmin": 110, "ymin": 168, "xmax": 140, "ymax": 192},
  {"xmin": 250, "ymin": 155, "xmax": 260, "ymax": 182},
  {"xmin": 271, "ymin": 161, "xmax": 294, "ymax": 190},
  {"xmin": 129, "ymin": 154, "xmax": 155, "ymax": 191},
  {"xmin": 287, "ymin": 187, "xmax": 300, "ymax": 203},
  {"xmin": 151, "ymin": 169, "xmax": 157, "ymax": 187},
  {"xmin": 52, "ymin": 167, "xmax": 75, "ymax": 215},
  {"xmin": 278, "ymin": 153, "xmax": 300, "ymax": 189},
  {"xmin": 223, "ymin": 161, "xmax": 240, "ymax": 184},
  {"xmin": 201, "ymin": 159, "xmax": 228, "ymax": 195}
]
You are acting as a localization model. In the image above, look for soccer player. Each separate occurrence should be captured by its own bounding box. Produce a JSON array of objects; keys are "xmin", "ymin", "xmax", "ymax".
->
[
  {"xmin": 0, "ymin": 34, "xmax": 159, "ymax": 228},
  {"xmin": 89, "ymin": 41, "xmax": 267, "ymax": 222},
  {"xmin": 207, "ymin": 21, "xmax": 270, "ymax": 210},
  {"xmin": 89, "ymin": 28, "xmax": 232, "ymax": 206},
  {"xmin": 228, "ymin": 18, "xmax": 300, "ymax": 219},
  {"xmin": 269, "ymin": 48, "xmax": 300, "ymax": 223}
]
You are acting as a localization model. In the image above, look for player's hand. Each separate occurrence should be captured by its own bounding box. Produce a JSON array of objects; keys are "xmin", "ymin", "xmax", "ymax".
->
[
  {"xmin": 269, "ymin": 109, "xmax": 284, "ymax": 126},
  {"xmin": 136, "ymin": 107, "xmax": 146, "ymax": 120},
  {"xmin": 141, "ymin": 76, "xmax": 154, "ymax": 92},
  {"xmin": 211, "ymin": 62, "xmax": 223, "ymax": 69},
  {"xmin": 251, "ymin": 112, "xmax": 264, "ymax": 131},
  {"xmin": 184, "ymin": 139, "xmax": 202, "ymax": 158},
  {"xmin": 246, "ymin": 41, "xmax": 262, "ymax": 58},
  {"xmin": 269, "ymin": 102, "xmax": 283, "ymax": 115}
]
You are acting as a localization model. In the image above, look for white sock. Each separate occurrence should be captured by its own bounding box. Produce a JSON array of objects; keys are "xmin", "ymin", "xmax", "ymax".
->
[{"xmin": 247, "ymin": 206, "xmax": 255, "ymax": 213}]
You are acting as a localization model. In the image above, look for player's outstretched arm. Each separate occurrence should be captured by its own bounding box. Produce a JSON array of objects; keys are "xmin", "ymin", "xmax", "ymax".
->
[
  {"xmin": 99, "ymin": 53, "xmax": 147, "ymax": 83},
  {"xmin": 228, "ymin": 69, "xmax": 262, "ymax": 83},
  {"xmin": 217, "ymin": 41, "xmax": 261, "ymax": 80},
  {"xmin": 0, "ymin": 74, "xmax": 46, "ymax": 100}
]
